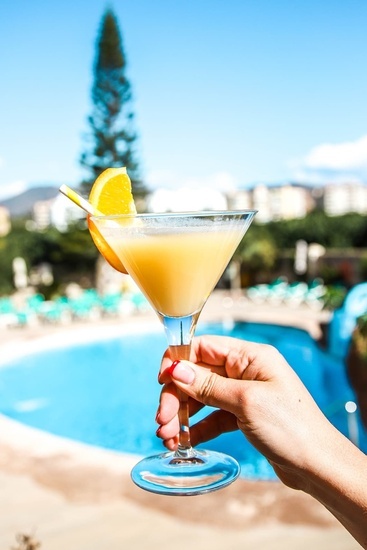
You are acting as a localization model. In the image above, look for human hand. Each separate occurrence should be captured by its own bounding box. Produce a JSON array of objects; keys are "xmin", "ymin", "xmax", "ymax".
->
[{"xmin": 157, "ymin": 335, "xmax": 337, "ymax": 489}]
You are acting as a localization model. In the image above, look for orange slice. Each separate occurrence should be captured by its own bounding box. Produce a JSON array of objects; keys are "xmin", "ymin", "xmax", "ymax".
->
[
  {"xmin": 87, "ymin": 167, "xmax": 136, "ymax": 274},
  {"xmin": 89, "ymin": 167, "xmax": 136, "ymax": 215}
]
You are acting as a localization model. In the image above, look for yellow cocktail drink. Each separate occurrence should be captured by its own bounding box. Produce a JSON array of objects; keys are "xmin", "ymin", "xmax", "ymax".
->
[
  {"xmin": 60, "ymin": 172, "xmax": 256, "ymax": 495},
  {"xmin": 108, "ymin": 224, "xmax": 244, "ymax": 317},
  {"xmin": 91, "ymin": 209, "xmax": 256, "ymax": 496}
]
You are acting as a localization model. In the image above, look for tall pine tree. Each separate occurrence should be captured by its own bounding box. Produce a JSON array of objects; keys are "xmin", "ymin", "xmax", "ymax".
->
[{"xmin": 80, "ymin": 8, "xmax": 146, "ymax": 198}]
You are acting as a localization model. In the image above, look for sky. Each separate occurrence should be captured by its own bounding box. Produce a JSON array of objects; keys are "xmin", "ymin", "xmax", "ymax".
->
[{"xmin": 1, "ymin": 0, "xmax": 367, "ymax": 200}]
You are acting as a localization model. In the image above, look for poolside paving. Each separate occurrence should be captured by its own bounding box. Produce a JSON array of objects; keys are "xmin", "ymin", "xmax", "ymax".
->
[{"xmin": 0, "ymin": 291, "xmax": 360, "ymax": 549}]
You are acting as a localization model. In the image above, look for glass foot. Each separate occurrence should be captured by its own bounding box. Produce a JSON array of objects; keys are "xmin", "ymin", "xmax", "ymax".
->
[{"xmin": 131, "ymin": 449, "xmax": 240, "ymax": 496}]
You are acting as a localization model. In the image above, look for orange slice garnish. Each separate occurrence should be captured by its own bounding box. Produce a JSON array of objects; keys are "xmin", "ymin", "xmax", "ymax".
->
[
  {"xmin": 89, "ymin": 167, "xmax": 136, "ymax": 215},
  {"xmin": 87, "ymin": 167, "xmax": 136, "ymax": 274}
]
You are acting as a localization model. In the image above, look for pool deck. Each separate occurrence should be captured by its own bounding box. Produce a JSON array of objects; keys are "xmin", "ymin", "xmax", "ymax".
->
[{"xmin": 0, "ymin": 291, "xmax": 361, "ymax": 549}]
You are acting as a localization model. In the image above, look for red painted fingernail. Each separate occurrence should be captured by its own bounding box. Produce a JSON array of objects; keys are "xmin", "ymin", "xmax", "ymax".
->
[
  {"xmin": 156, "ymin": 425, "xmax": 162, "ymax": 436},
  {"xmin": 167, "ymin": 360, "xmax": 181, "ymax": 377}
]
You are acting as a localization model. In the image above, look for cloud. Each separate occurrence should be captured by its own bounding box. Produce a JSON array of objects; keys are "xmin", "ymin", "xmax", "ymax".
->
[
  {"xmin": 0, "ymin": 180, "xmax": 28, "ymax": 201},
  {"xmin": 184, "ymin": 172, "xmax": 238, "ymax": 192},
  {"xmin": 305, "ymin": 135, "xmax": 367, "ymax": 171},
  {"xmin": 148, "ymin": 187, "xmax": 228, "ymax": 212},
  {"xmin": 290, "ymin": 134, "xmax": 367, "ymax": 184},
  {"xmin": 146, "ymin": 170, "xmax": 238, "ymax": 192},
  {"xmin": 146, "ymin": 169, "xmax": 179, "ymax": 189}
]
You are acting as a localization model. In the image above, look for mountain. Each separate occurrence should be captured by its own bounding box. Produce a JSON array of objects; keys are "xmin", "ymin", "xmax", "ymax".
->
[{"xmin": 0, "ymin": 186, "xmax": 59, "ymax": 217}]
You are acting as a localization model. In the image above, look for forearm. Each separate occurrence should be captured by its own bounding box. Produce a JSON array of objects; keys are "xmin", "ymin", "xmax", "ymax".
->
[{"xmin": 300, "ymin": 426, "xmax": 367, "ymax": 548}]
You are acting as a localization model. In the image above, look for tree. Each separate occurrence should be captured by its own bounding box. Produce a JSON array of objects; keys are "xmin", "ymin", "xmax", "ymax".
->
[
  {"xmin": 235, "ymin": 223, "xmax": 278, "ymax": 284},
  {"xmin": 267, "ymin": 211, "xmax": 367, "ymax": 249},
  {"xmin": 0, "ymin": 220, "xmax": 98, "ymax": 296},
  {"xmin": 80, "ymin": 8, "xmax": 146, "ymax": 198}
]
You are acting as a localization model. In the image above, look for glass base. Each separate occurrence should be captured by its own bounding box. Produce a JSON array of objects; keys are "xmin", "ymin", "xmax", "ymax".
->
[{"xmin": 131, "ymin": 449, "xmax": 240, "ymax": 496}]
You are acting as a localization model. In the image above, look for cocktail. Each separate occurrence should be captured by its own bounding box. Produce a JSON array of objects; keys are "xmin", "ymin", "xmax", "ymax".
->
[
  {"xmin": 60, "ymin": 170, "xmax": 256, "ymax": 495},
  {"xmin": 90, "ymin": 209, "xmax": 256, "ymax": 495}
]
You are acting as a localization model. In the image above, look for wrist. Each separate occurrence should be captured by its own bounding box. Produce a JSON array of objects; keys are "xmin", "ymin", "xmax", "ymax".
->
[{"xmin": 297, "ymin": 426, "xmax": 367, "ymax": 546}]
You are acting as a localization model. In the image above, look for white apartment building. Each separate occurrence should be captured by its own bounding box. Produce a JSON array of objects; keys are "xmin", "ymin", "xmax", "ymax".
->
[
  {"xmin": 32, "ymin": 193, "xmax": 85, "ymax": 231},
  {"xmin": 323, "ymin": 182, "xmax": 367, "ymax": 216},
  {"xmin": 245, "ymin": 183, "xmax": 315, "ymax": 223},
  {"xmin": 33, "ymin": 199, "xmax": 54, "ymax": 230},
  {"xmin": 51, "ymin": 193, "xmax": 85, "ymax": 230},
  {"xmin": 26, "ymin": 180, "xmax": 367, "ymax": 231},
  {"xmin": 227, "ymin": 188, "xmax": 252, "ymax": 210}
]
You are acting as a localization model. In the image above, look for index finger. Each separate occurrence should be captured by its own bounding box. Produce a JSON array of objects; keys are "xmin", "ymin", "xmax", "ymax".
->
[
  {"xmin": 159, "ymin": 335, "xmax": 248, "ymax": 384},
  {"xmin": 193, "ymin": 334, "xmax": 250, "ymax": 366}
]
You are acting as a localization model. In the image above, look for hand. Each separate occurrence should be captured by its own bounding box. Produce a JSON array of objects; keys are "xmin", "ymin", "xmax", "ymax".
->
[
  {"xmin": 158, "ymin": 335, "xmax": 367, "ymax": 547},
  {"xmin": 157, "ymin": 335, "xmax": 336, "ymax": 490}
]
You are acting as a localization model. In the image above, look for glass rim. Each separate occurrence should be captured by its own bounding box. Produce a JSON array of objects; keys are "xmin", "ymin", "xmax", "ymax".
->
[{"xmin": 90, "ymin": 209, "xmax": 258, "ymax": 221}]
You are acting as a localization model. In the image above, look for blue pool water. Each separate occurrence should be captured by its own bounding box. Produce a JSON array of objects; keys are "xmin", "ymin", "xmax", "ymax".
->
[{"xmin": 0, "ymin": 321, "xmax": 365, "ymax": 480}]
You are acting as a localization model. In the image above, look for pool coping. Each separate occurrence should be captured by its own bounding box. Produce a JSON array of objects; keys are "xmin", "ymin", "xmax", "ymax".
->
[{"xmin": 0, "ymin": 408, "xmax": 340, "ymax": 530}]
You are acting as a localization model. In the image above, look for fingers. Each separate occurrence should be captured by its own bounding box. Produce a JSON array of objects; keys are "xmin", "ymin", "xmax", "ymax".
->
[
  {"xmin": 156, "ymin": 381, "xmax": 203, "ymax": 427},
  {"xmin": 158, "ymin": 335, "xmax": 243, "ymax": 384},
  {"xmin": 165, "ymin": 360, "xmax": 250, "ymax": 418},
  {"xmin": 162, "ymin": 435, "xmax": 179, "ymax": 451},
  {"xmin": 192, "ymin": 335, "xmax": 249, "ymax": 367},
  {"xmin": 156, "ymin": 335, "xmax": 295, "ymax": 451},
  {"xmin": 156, "ymin": 383, "xmax": 179, "ymax": 425},
  {"xmin": 159, "ymin": 335, "xmax": 278, "ymax": 385},
  {"xmin": 156, "ymin": 413, "xmax": 179, "ymax": 443},
  {"xmin": 156, "ymin": 407, "xmax": 238, "ymax": 449},
  {"xmin": 190, "ymin": 410, "xmax": 239, "ymax": 446},
  {"xmin": 156, "ymin": 364, "xmax": 239, "ymax": 449}
]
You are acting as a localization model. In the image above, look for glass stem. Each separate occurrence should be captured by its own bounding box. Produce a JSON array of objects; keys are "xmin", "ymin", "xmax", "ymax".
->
[
  {"xmin": 170, "ymin": 344, "xmax": 193, "ymax": 455},
  {"xmin": 159, "ymin": 312, "xmax": 201, "ymax": 459}
]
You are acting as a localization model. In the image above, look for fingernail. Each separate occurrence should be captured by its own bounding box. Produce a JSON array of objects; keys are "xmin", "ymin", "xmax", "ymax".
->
[
  {"xmin": 167, "ymin": 360, "xmax": 181, "ymax": 377},
  {"xmin": 156, "ymin": 425, "xmax": 162, "ymax": 436},
  {"xmin": 155, "ymin": 408, "xmax": 160, "ymax": 423},
  {"xmin": 168, "ymin": 360, "xmax": 195, "ymax": 384}
]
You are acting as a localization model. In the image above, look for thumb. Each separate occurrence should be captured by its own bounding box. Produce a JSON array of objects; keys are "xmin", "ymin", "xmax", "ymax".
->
[{"xmin": 168, "ymin": 360, "xmax": 244, "ymax": 417}]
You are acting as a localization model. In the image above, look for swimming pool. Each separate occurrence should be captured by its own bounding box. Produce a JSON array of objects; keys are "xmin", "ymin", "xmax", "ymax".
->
[{"xmin": 0, "ymin": 321, "xmax": 365, "ymax": 481}]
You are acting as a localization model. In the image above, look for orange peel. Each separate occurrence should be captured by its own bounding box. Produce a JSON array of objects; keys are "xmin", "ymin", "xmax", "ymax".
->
[{"xmin": 88, "ymin": 167, "xmax": 136, "ymax": 274}]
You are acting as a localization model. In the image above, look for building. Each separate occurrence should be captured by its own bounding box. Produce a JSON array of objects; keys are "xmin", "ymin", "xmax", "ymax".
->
[
  {"xmin": 51, "ymin": 193, "xmax": 85, "ymax": 231},
  {"xmin": 33, "ymin": 199, "xmax": 54, "ymax": 230},
  {"xmin": 227, "ymin": 188, "xmax": 252, "ymax": 210},
  {"xmin": 27, "ymin": 180, "xmax": 367, "ymax": 230},
  {"xmin": 0, "ymin": 206, "xmax": 11, "ymax": 236},
  {"xmin": 237, "ymin": 182, "xmax": 316, "ymax": 223},
  {"xmin": 323, "ymin": 182, "xmax": 367, "ymax": 216}
]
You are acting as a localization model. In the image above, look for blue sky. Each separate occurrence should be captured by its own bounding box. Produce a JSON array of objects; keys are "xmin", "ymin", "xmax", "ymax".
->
[{"xmin": 1, "ymin": 0, "xmax": 367, "ymax": 200}]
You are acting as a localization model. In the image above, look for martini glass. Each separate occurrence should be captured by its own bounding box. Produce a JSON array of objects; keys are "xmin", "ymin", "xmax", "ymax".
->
[{"xmin": 91, "ymin": 210, "xmax": 256, "ymax": 495}]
